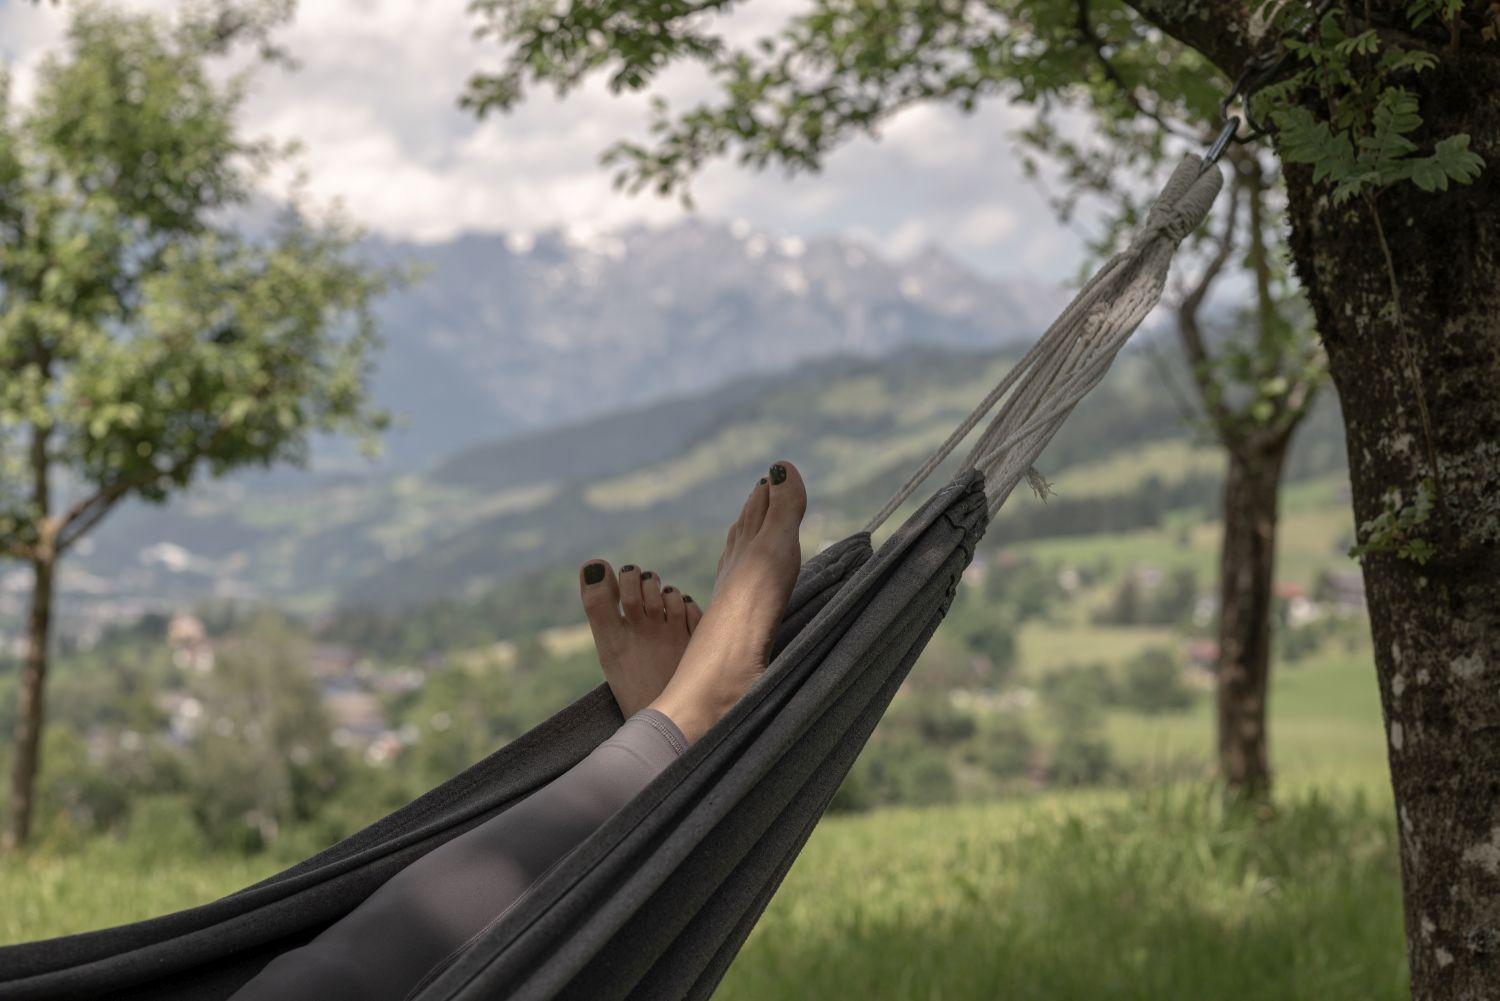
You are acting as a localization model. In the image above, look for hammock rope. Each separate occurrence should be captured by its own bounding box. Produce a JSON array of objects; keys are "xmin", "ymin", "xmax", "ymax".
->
[{"xmin": 866, "ymin": 153, "xmax": 1223, "ymax": 531}]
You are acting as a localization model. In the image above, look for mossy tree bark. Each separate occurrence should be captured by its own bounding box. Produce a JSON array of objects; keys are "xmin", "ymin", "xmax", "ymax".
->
[
  {"xmin": 1128, "ymin": 3, "xmax": 1500, "ymax": 991},
  {"xmin": 1280, "ymin": 63, "xmax": 1500, "ymax": 989}
]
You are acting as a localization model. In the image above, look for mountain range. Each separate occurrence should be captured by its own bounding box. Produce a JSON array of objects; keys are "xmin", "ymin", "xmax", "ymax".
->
[
  {"xmin": 34, "ymin": 334, "xmax": 1348, "ymax": 642},
  {"xmin": 0, "ymin": 217, "xmax": 1350, "ymax": 641},
  {"xmin": 355, "ymin": 219, "xmax": 1068, "ymax": 470}
]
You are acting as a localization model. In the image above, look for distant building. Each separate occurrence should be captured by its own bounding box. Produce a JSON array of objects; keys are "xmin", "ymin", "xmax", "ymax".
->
[
  {"xmin": 1314, "ymin": 570, "xmax": 1367, "ymax": 612},
  {"xmin": 371, "ymin": 667, "xmax": 425, "ymax": 696},
  {"xmin": 1275, "ymin": 582, "xmax": 1321, "ymax": 628},
  {"xmin": 167, "ymin": 612, "xmax": 214, "ymax": 673},
  {"xmin": 1184, "ymin": 639, "xmax": 1220, "ymax": 685},
  {"xmin": 156, "ymin": 690, "xmax": 205, "ymax": 744},
  {"xmin": 324, "ymin": 688, "xmax": 388, "ymax": 748},
  {"xmin": 1274, "ymin": 582, "xmax": 1308, "ymax": 601},
  {"xmin": 309, "ymin": 643, "xmax": 362, "ymax": 679},
  {"xmin": 1182, "ymin": 639, "xmax": 1218, "ymax": 669}
]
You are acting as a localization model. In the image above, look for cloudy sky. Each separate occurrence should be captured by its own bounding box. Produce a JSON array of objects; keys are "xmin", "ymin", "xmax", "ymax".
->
[{"xmin": 0, "ymin": 0, "xmax": 1089, "ymax": 280}]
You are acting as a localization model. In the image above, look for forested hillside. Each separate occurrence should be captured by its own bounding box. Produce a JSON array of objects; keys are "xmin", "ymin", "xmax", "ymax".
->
[{"xmin": 45, "ymin": 336, "xmax": 1347, "ymax": 640}]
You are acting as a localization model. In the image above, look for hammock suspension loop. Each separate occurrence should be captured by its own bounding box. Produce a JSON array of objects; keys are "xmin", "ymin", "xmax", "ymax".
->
[{"xmin": 1200, "ymin": 0, "xmax": 1338, "ymax": 174}]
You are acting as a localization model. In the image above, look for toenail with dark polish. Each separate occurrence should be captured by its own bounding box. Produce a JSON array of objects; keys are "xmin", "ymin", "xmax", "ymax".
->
[
  {"xmin": 621, "ymin": 564, "xmax": 637, "ymax": 573},
  {"xmin": 663, "ymin": 586, "xmax": 676, "ymax": 594},
  {"xmin": 769, "ymin": 463, "xmax": 787, "ymax": 485},
  {"xmin": 759, "ymin": 477, "xmax": 768, "ymax": 485},
  {"xmin": 641, "ymin": 571, "xmax": 654, "ymax": 580},
  {"xmin": 684, "ymin": 595, "xmax": 694, "ymax": 603},
  {"xmin": 583, "ymin": 563, "xmax": 606, "ymax": 585}
]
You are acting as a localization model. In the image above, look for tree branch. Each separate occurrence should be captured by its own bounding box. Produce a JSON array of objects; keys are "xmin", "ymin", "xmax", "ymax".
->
[
  {"xmin": 1243, "ymin": 153, "xmax": 1283, "ymax": 386},
  {"xmin": 1075, "ymin": 0, "xmax": 1201, "ymax": 141},
  {"xmin": 0, "ymin": 538, "xmax": 36, "ymax": 562},
  {"xmin": 1119, "ymin": 0, "xmax": 1259, "ymax": 77},
  {"xmin": 1273, "ymin": 352, "xmax": 1327, "ymax": 435},
  {"xmin": 1142, "ymin": 337, "xmax": 1204, "ymax": 426},
  {"xmin": 54, "ymin": 484, "xmax": 131, "ymax": 554},
  {"xmin": 55, "ymin": 441, "xmax": 220, "ymax": 553},
  {"xmin": 1176, "ymin": 169, "xmax": 1244, "ymax": 441}
]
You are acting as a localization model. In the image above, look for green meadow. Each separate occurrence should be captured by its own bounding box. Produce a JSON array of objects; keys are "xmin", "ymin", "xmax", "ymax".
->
[{"xmin": 0, "ymin": 488, "xmax": 1403, "ymax": 999}]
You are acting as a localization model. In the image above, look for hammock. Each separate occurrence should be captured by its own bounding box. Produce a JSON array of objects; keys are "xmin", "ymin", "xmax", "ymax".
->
[{"xmin": 0, "ymin": 155, "xmax": 1222, "ymax": 1001}]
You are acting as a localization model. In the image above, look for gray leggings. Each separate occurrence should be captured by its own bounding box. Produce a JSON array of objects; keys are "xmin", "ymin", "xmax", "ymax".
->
[{"xmin": 231, "ymin": 709, "xmax": 687, "ymax": 1001}]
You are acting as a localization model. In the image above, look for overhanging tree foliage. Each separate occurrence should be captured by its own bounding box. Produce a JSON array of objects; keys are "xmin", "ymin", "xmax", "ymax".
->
[
  {"xmin": 0, "ymin": 4, "xmax": 390, "ymax": 850},
  {"xmin": 464, "ymin": 0, "xmax": 1498, "ymax": 995}
]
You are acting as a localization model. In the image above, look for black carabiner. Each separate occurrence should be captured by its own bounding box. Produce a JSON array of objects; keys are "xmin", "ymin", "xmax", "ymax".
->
[{"xmin": 1200, "ymin": 117, "xmax": 1242, "ymax": 174}]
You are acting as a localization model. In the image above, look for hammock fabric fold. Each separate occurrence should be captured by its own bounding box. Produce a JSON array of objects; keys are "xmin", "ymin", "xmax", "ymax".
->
[{"xmin": 0, "ymin": 154, "xmax": 1222, "ymax": 1001}]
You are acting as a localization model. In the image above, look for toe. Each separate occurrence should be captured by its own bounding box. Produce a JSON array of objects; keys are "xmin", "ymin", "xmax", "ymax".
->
[
  {"xmin": 640, "ymin": 570, "xmax": 665, "ymax": 619},
  {"xmin": 662, "ymin": 585, "xmax": 687, "ymax": 629},
  {"xmin": 579, "ymin": 559, "xmax": 623, "ymax": 643},
  {"xmin": 684, "ymin": 595, "xmax": 703, "ymax": 633},
  {"xmin": 618, "ymin": 564, "xmax": 644, "ymax": 620},
  {"xmin": 763, "ymin": 460, "xmax": 807, "ymax": 527},
  {"xmin": 742, "ymin": 476, "xmax": 771, "ymax": 537}
]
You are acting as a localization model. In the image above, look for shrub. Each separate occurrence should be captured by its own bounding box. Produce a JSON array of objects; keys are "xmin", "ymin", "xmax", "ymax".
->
[
  {"xmin": 1117, "ymin": 647, "xmax": 1195, "ymax": 714},
  {"xmin": 971, "ymin": 714, "xmax": 1034, "ymax": 779}
]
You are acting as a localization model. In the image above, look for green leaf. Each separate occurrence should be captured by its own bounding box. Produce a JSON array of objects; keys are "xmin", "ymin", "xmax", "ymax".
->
[{"xmin": 1432, "ymin": 134, "xmax": 1485, "ymax": 184}]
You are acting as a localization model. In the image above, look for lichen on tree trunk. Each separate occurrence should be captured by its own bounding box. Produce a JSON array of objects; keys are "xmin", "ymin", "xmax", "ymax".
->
[{"xmin": 1280, "ymin": 46, "xmax": 1500, "ymax": 996}]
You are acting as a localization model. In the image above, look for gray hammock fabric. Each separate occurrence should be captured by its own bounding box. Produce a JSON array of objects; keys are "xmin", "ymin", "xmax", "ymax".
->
[{"xmin": 0, "ymin": 156, "xmax": 1221, "ymax": 1001}]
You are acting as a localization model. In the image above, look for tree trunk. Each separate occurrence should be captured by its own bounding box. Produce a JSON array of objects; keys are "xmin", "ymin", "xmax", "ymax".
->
[
  {"xmin": 4, "ymin": 553, "xmax": 54, "ymax": 852},
  {"xmin": 5, "ymin": 419, "xmax": 53, "ymax": 854},
  {"xmin": 1215, "ymin": 437, "xmax": 1288, "ymax": 799},
  {"xmin": 1280, "ymin": 48, "xmax": 1500, "ymax": 999}
]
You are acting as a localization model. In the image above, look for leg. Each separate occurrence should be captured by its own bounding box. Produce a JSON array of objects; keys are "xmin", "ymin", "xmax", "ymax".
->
[
  {"xmin": 231, "ymin": 708, "xmax": 686, "ymax": 1001},
  {"xmin": 235, "ymin": 560, "xmax": 698, "ymax": 1000},
  {"xmin": 232, "ymin": 461, "xmax": 809, "ymax": 999}
]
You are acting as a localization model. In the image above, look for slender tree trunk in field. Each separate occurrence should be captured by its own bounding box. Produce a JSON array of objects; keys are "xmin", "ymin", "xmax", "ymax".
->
[
  {"xmin": 1176, "ymin": 154, "xmax": 1313, "ymax": 800},
  {"xmin": 1280, "ymin": 52, "xmax": 1500, "ymax": 997},
  {"xmin": 4, "ymin": 424, "xmax": 54, "ymax": 853},
  {"xmin": 1215, "ymin": 438, "xmax": 1289, "ymax": 798},
  {"xmin": 5, "ymin": 553, "xmax": 55, "ymax": 852}
]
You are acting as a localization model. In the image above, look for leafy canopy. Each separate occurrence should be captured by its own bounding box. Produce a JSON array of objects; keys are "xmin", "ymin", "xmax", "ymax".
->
[
  {"xmin": 0, "ymin": 4, "xmax": 390, "ymax": 559},
  {"xmin": 463, "ymin": 0, "xmax": 1485, "ymax": 206},
  {"xmin": 1257, "ymin": 2, "xmax": 1486, "ymax": 204}
]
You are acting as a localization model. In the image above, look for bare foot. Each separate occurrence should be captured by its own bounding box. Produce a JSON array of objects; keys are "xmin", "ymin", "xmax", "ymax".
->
[
  {"xmin": 649, "ymin": 461, "xmax": 807, "ymax": 744},
  {"xmin": 580, "ymin": 561, "xmax": 703, "ymax": 718}
]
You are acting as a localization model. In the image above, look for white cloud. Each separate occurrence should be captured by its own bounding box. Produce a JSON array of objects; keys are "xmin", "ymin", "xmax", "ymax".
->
[{"xmin": 0, "ymin": 0, "xmax": 1088, "ymax": 279}]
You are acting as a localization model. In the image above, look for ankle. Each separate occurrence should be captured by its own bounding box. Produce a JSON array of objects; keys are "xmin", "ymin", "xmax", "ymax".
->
[{"xmin": 648, "ymin": 685, "xmax": 732, "ymax": 746}]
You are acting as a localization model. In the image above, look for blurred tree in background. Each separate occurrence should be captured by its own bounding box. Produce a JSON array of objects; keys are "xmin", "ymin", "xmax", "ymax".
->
[
  {"xmin": 0, "ymin": 3, "xmax": 390, "ymax": 850},
  {"xmin": 184, "ymin": 614, "xmax": 343, "ymax": 852}
]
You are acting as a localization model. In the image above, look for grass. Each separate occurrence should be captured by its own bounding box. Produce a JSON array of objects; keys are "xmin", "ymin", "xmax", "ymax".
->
[
  {"xmin": 0, "ymin": 627, "xmax": 1400, "ymax": 1000},
  {"xmin": 717, "ymin": 787, "xmax": 1405, "ymax": 1000},
  {"xmin": 0, "ymin": 842, "xmax": 283, "ymax": 944},
  {"xmin": 1044, "ymin": 439, "xmax": 1223, "ymax": 496},
  {"xmin": 1017, "ymin": 622, "xmax": 1179, "ymax": 674},
  {"xmin": 0, "ymin": 787, "xmax": 1404, "ymax": 1001},
  {"xmin": 1106, "ymin": 644, "xmax": 1391, "ymax": 794},
  {"xmin": 1007, "ymin": 472, "xmax": 1356, "ymax": 592}
]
